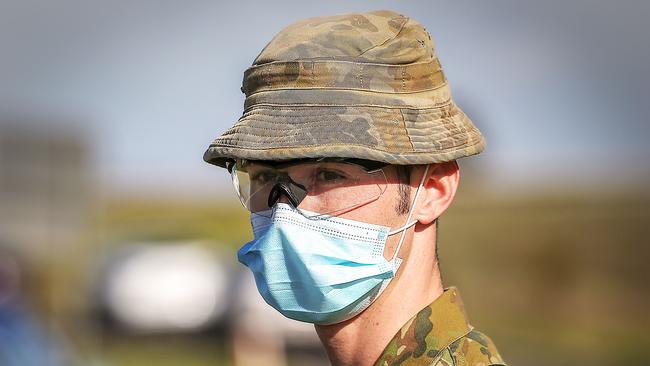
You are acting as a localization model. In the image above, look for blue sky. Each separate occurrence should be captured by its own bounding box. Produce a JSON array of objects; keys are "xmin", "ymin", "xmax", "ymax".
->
[{"xmin": 1, "ymin": 0, "xmax": 648, "ymax": 198}]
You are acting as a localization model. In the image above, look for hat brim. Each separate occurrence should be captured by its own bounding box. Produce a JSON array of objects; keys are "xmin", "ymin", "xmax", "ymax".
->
[{"xmin": 203, "ymin": 102, "xmax": 484, "ymax": 168}]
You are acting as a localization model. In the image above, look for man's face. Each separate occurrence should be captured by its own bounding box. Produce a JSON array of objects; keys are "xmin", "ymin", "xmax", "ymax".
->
[
  {"xmin": 234, "ymin": 160, "xmax": 415, "ymax": 261},
  {"xmin": 326, "ymin": 165, "xmax": 417, "ymax": 262}
]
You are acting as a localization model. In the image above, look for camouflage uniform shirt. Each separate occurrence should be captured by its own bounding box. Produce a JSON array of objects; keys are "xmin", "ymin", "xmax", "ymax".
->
[{"xmin": 374, "ymin": 287, "xmax": 506, "ymax": 366}]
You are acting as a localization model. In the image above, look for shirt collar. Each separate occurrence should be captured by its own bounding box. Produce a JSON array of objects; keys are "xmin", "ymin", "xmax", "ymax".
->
[{"xmin": 374, "ymin": 287, "xmax": 473, "ymax": 365}]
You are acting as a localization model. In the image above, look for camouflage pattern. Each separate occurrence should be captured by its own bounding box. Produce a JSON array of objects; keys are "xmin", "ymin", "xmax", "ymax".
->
[
  {"xmin": 374, "ymin": 288, "xmax": 506, "ymax": 366},
  {"xmin": 203, "ymin": 10, "xmax": 485, "ymax": 168}
]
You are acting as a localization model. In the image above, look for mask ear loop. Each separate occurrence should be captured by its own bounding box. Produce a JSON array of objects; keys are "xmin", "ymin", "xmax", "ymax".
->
[{"xmin": 388, "ymin": 164, "xmax": 430, "ymax": 263}]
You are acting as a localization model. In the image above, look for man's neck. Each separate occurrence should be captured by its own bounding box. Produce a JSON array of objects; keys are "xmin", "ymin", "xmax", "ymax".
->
[{"xmin": 314, "ymin": 236, "xmax": 443, "ymax": 366}]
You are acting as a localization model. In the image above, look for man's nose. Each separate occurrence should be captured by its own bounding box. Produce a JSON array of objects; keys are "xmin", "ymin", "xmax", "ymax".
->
[
  {"xmin": 267, "ymin": 181, "xmax": 307, "ymax": 209},
  {"xmin": 276, "ymin": 194, "xmax": 291, "ymax": 205}
]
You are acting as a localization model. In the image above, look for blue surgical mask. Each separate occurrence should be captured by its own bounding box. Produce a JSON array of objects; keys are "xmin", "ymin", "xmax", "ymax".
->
[{"xmin": 237, "ymin": 166, "xmax": 429, "ymax": 325}]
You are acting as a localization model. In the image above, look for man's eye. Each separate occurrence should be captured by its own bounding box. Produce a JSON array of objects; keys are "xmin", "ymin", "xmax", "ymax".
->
[
  {"xmin": 316, "ymin": 169, "xmax": 346, "ymax": 182},
  {"xmin": 252, "ymin": 171, "xmax": 278, "ymax": 183}
]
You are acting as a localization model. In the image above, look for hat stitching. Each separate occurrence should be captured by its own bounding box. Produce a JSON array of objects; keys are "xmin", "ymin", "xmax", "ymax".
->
[
  {"xmin": 245, "ymin": 59, "xmax": 440, "ymax": 70},
  {"xmin": 217, "ymin": 140, "xmax": 416, "ymax": 151},
  {"xmin": 399, "ymin": 109, "xmax": 415, "ymax": 151},
  {"xmin": 243, "ymin": 86, "xmax": 447, "ymax": 100},
  {"xmin": 210, "ymin": 140, "xmax": 479, "ymax": 152},
  {"xmin": 356, "ymin": 15, "xmax": 409, "ymax": 57},
  {"xmin": 242, "ymin": 76, "xmax": 449, "ymax": 100},
  {"xmin": 241, "ymin": 102, "xmax": 454, "ymax": 115},
  {"xmin": 218, "ymin": 126, "xmax": 467, "ymax": 144}
]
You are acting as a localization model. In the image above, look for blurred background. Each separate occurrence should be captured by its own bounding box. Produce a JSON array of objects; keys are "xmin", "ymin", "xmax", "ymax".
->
[{"xmin": 0, "ymin": 0, "xmax": 648, "ymax": 365}]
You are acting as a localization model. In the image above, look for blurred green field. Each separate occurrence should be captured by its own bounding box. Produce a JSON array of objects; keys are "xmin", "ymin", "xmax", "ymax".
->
[
  {"xmin": 441, "ymin": 190, "xmax": 650, "ymax": 366},
  {"xmin": 38, "ymin": 189, "xmax": 650, "ymax": 366}
]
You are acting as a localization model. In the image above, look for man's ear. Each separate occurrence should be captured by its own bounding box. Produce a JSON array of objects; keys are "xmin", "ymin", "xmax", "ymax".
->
[{"xmin": 413, "ymin": 161, "xmax": 460, "ymax": 225}]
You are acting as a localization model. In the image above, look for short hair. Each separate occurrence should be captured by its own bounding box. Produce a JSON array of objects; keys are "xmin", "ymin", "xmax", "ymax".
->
[
  {"xmin": 393, "ymin": 165, "xmax": 440, "ymax": 263},
  {"xmin": 394, "ymin": 165, "xmax": 412, "ymax": 215}
]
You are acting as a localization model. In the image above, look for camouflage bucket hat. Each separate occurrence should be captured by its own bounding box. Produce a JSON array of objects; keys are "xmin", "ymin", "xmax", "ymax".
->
[{"xmin": 203, "ymin": 10, "xmax": 484, "ymax": 168}]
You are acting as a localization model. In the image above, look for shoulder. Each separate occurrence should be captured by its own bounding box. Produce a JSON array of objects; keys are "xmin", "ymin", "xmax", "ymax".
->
[
  {"xmin": 374, "ymin": 288, "xmax": 508, "ymax": 366},
  {"xmin": 432, "ymin": 329, "xmax": 506, "ymax": 366}
]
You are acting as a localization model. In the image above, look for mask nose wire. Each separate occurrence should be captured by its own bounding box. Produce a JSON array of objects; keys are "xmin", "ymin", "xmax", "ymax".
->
[{"xmin": 389, "ymin": 164, "xmax": 430, "ymax": 263}]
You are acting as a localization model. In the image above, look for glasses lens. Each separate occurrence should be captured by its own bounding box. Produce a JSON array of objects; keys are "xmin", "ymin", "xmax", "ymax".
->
[{"xmin": 231, "ymin": 160, "xmax": 388, "ymax": 218}]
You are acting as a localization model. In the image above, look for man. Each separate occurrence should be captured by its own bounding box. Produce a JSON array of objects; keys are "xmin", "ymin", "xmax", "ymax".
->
[{"xmin": 203, "ymin": 10, "xmax": 506, "ymax": 366}]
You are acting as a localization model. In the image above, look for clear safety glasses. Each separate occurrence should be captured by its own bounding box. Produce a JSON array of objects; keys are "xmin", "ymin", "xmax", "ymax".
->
[{"xmin": 227, "ymin": 159, "xmax": 389, "ymax": 218}]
